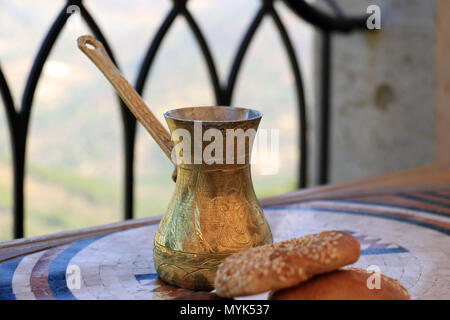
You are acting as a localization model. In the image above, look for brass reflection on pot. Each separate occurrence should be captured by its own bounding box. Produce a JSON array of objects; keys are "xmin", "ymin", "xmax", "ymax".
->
[{"xmin": 153, "ymin": 106, "xmax": 273, "ymax": 290}]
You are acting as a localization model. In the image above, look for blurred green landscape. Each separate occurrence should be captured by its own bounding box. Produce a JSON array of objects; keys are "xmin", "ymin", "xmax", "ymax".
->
[{"xmin": 0, "ymin": 0, "xmax": 313, "ymax": 241}]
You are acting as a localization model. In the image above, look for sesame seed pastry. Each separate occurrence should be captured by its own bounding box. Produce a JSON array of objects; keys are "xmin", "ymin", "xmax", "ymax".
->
[
  {"xmin": 269, "ymin": 268, "xmax": 410, "ymax": 300},
  {"xmin": 215, "ymin": 230, "xmax": 360, "ymax": 298}
]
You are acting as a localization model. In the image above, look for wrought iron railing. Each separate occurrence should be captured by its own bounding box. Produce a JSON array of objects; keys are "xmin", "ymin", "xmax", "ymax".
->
[{"xmin": 0, "ymin": 0, "xmax": 367, "ymax": 238}]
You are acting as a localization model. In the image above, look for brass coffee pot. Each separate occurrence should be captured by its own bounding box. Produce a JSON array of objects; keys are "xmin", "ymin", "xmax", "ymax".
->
[
  {"xmin": 78, "ymin": 36, "xmax": 273, "ymax": 290},
  {"xmin": 155, "ymin": 107, "xmax": 273, "ymax": 290}
]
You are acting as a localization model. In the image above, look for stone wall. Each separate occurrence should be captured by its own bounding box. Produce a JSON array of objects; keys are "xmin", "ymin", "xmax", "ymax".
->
[{"xmin": 316, "ymin": 0, "xmax": 438, "ymax": 183}]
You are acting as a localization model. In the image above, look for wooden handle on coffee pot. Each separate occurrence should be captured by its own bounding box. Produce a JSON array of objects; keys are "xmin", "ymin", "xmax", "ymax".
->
[{"xmin": 77, "ymin": 35, "xmax": 174, "ymax": 163}]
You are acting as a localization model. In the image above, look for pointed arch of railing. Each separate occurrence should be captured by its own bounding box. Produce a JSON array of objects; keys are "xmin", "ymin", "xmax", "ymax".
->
[
  {"xmin": 8, "ymin": 4, "xmax": 72, "ymax": 238},
  {"xmin": 136, "ymin": 0, "xmax": 223, "ymax": 104},
  {"xmin": 135, "ymin": 8, "xmax": 178, "ymax": 96},
  {"xmin": 133, "ymin": 1, "xmax": 223, "ymax": 220},
  {"xmin": 77, "ymin": 2, "xmax": 138, "ymax": 221},
  {"xmin": 21, "ymin": 5, "xmax": 71, "ymax": 134},
  {"xmin": 268, "ymin": 2, "xmax": 308, "ymax": 188},
  {"xmin": 224, "ymin": 6, "xmax": 266, "ymax": 105},
  {"xmin": 129, "ymin": 7, "xmax": 179, "ymax": 221},
  {"xmin": 180, "ymin": 4, "xmax": 223, "ymax": 105}
]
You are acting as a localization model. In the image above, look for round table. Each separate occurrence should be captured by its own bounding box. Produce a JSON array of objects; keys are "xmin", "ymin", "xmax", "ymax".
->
[{"xmin": 1, "ymin": 164, "xmax": 449, "ymax": 300}]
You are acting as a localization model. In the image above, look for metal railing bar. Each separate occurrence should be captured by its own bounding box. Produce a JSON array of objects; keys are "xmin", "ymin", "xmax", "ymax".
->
[
  {"xmin": 0, "ymin": 65, "xmax": 20, "ymax": 238},
  {"xmin": 317, "ymin": 30, "xmax": 331, "ymax": 185},
  {"xmin": 122, "ymin": 116, "xmax": 136, "ymax": 220}
]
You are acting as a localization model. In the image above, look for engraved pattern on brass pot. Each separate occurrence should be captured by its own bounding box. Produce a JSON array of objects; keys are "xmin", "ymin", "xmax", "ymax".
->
[{"xmin": 154, "ymin": 106, "xmax": 273, "ymax": 290}]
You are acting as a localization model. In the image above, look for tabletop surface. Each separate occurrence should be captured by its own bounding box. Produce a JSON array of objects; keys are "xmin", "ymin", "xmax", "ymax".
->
[{"xmin": 1, "ymin": 163, "xmax": 450, "ymax": 300}]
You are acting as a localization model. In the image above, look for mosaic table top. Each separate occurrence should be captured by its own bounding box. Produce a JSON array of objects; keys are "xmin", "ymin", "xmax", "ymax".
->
[{"xmin": 1, "ymin": 164, "xmax": 450, "ymax": 300}]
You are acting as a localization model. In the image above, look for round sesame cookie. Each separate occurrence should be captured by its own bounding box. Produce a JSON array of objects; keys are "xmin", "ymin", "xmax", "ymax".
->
[
  {"xmin": 269, "ymin": 268, "xmax": 410, "ymax": 300},
  {"xmin": 214, "ymin": 230, "xmax": 360, "ymax": 298}
]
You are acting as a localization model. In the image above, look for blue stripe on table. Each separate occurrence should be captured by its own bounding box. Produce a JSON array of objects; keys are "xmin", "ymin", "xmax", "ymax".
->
[
  {"xmin": 425, "ymin": 191, "xmax": 450, "ymax": 201},
  {"xmin": 0, "ymin": 257, "xmax": 23, "ymax": 300},
  {"xmin": 48, "ymin": 234, "xmax": 109, "ymax": 300},
  {"xmin": 135, "ymin": 273, "xmax": 158, "ymax": 282},
  {"xmin": 396, "ymin": 193, "xmax": 450, "ymax": 209},
  {"xmin": 361, "ymin": 247, "xmax": 408, "ymax": 255},
  {"xmin": 135, "ymin": 273, "xmax": 159, "ymax": 286},
  {"xmin": 263, "ymin": 205, "xmax": 450, "ymax": 236},
  {"xmin": 316, "ymin": 199, "xmax": 450, "ymax": 220}
]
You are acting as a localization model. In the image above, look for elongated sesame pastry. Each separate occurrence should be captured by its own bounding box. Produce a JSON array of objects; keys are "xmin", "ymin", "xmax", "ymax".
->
[{"xmin": 215, "ymin": 230, "xmax": 360, "ymax": 298}]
